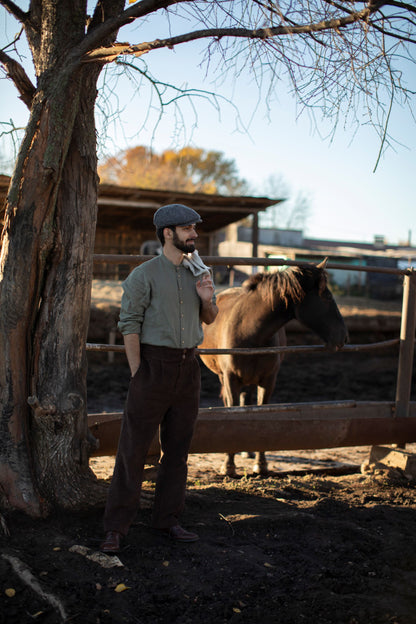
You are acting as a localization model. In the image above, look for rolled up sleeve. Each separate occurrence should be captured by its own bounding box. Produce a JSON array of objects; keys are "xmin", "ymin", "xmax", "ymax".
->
[{"xmin": 117, "ymin": 269, "xmax": 150, "ymax": 335}]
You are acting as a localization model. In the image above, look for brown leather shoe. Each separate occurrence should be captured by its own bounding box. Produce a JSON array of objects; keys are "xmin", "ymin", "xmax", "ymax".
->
[
  {"xmin": 100, "ymin": 530, "xmax": 122, "ymax": 552},
  {"xmin": 159, "ymin": 525, "xmax": 199, "ymax": 543}
]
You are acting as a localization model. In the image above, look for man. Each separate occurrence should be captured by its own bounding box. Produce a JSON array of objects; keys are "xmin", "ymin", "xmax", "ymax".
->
[{"xmin": 100, "ymin": 204, "xmax": 218, "ymax": 553}]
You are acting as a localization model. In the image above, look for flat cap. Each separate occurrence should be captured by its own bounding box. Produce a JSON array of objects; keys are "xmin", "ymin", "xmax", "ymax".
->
[{"xmin": 153, "ymin": 204, "xmax": 202, "ymax": 229}]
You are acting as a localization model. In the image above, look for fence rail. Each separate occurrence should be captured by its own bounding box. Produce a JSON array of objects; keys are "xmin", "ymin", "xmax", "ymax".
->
[
  {"xmin": 88, "ymin": 255, "xmax": 416, "ymax": 456},
  {"xmin": 87, "ymin": 338, "xmax": 400, "ymax": 355},
  {"xmin": 94, "ymin": 254, "xmax": 413, "ymax": 276}
]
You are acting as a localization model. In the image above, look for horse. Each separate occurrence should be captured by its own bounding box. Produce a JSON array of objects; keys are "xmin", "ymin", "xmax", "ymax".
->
[
  {"xmin": 199, "ymin": 259, "xmax": 348, "ymax": 477},
  {"xmin": 140, "ymin": 240, "xmax": 162, "ymax": 255}
]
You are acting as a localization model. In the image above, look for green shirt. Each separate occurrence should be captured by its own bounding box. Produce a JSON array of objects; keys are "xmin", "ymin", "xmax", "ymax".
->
[{"xmin": 118, "ymin": 253, "xmax": 215, "ymax": 348}]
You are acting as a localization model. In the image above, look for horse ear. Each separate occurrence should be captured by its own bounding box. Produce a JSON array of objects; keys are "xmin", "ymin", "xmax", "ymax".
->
[
  {"xmin": 318, "ymin": 273, "xmax": 327, "ymax": 295},
  {"xmin": 316, "ymin": 258, "xmax": 328, "ymax": 295},
  {"xmin": 317, "ymin": 257, "xmax": 328, "ymax": 270}
]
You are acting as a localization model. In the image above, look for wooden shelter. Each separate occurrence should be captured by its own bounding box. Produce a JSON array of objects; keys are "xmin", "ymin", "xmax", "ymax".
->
[{"xmin": 0, "ymin": 175, "xmax": 282, "ymax": 279}]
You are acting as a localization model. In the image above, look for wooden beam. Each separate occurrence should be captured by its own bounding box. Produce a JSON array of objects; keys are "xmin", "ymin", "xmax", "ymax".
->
[{"xmin": 88, "ymin": 400, "xmax": 416, "ymax": 458}]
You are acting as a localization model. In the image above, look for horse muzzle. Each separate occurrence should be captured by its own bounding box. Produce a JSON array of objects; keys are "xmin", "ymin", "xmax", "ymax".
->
[{"xmin": 325, "ymin": 331, "xmax": 349, "ymax": 353}]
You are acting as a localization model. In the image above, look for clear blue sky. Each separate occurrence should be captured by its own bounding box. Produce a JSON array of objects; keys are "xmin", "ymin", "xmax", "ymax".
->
[{"xmin": 1, "ymin": 6, "xmax": 415, "ymax": 246}]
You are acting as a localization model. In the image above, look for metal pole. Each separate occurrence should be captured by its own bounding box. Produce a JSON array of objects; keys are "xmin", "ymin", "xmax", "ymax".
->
[
  {"xmin": 251, "ymin": 213, "xmax": 259, "ymax": 274},
  {"xmin": 395, "ymin": 271, "xmax": 416, "ymax": 418}
]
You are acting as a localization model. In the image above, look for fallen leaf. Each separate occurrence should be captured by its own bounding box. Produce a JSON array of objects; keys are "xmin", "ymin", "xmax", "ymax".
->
[
  {"xmin": 233, "ymin": 607, "xmax": 241, "ymax": 613},
  {"xmin": 162, "ymin": 560, "xmax": 170, "ymax": 567},
  {"xmin": 264, "ymin": 562, "xmax": 274, "ymax": 568},
  {"xmin": 5, "ymin": 588, "xmax": 16, "ymax": 597},
  {"xmin": 115, "ymin": 583, "xmax": 130, "ymax": 593}
]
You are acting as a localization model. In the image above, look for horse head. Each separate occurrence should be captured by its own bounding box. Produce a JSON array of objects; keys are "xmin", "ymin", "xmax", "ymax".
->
[{"xmin": 292, "ymin": 260, "xmax": 348, "ymax": 351}]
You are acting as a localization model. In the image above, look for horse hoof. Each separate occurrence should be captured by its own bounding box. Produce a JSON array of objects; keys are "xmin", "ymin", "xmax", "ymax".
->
[
  {"xmin": 253, "ymin": 464, "xmax": 269, "ymax": 476},
  {"xmin": 220, "ymin": 464, "xmax": 237, "ymax": 478}
]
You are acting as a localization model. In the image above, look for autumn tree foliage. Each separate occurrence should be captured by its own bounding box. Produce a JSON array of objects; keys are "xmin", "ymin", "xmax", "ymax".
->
[
  {"xmin": 98, "ymin": 145, "xmax": 249, "ymax": 195},
  {"xmin": 0, "ymin": 1, "xmax": 415, "ymax": 516}
]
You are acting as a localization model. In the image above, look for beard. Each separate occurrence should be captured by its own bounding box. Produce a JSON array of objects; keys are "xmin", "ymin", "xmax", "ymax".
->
[{"xmin": 172, "ymin": 230, "xmax": 196, "ymax": 254}]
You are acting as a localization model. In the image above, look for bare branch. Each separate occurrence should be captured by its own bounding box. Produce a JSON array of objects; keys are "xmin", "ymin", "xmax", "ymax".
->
[
  {"xmin": 87, "ymin": 0, "xmax": 125, "ymax": 38},
  {"xmin": 74, "ymin": 0, "xmax": 180, "ymax": 61},
  {"xmin": 383, "ymin": 1, "xmax": 416, "ymax": 15},
  {"xmin": 82, "ymin": 6, "xmax": 374, "ymax": 64},
  {"xmin": 0, "ymin": 0, "xmax": 28, "ymax": 24},
  {"xmin": 0, "ymin": 49, "xmax": 35, "ymax": 108},
  {"xmin": 370, "ymin": 21, "xmax": 416, "ymax": 45},
  {"xmin": 369, "ymin": 8, "xmax": 416, "ymax": 44},
  {"xmin": 96, "ymin": 57, "xmax": 248, "ymax": 157}
]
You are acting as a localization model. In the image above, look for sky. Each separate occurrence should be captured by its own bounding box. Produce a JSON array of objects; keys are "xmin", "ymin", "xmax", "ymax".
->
[{"xmin": 1, "ymin": 5, "xmax": 415, "ymax": 247}]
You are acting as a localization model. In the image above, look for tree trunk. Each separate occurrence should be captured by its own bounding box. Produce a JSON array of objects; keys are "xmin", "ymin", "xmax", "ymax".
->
[
  {"xmin": 0, "ymin": 71, "xmax": 105, "ymax": 515},
  {"xmin": 29, "ymin": 79, "xmax": 107, "ymax": 509}
]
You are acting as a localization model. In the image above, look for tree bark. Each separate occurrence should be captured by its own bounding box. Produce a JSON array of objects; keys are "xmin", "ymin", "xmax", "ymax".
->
[
  {"xmin": 0, "ymin": 0, "xmax": 127, "ymax": 516},
  {"xmin": 0, "ymin": 71, "xmax": 105, "ymax": 515},
  {"xmin": 0, "ymin": 98, "xmax": 65, "ymax": 515},
  {"xmin": 28, "ymin": 76, "xmax": 107, "ymax": 510}
]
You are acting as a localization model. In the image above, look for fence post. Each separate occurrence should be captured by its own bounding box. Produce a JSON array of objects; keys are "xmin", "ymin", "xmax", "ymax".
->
[
  {"xmin": 108, "ymin": 329, "xmax": 116, "ymax": 363},
  {"xmin": 395, "ymin": 271, "xmax": 416, "ymax": 418}
]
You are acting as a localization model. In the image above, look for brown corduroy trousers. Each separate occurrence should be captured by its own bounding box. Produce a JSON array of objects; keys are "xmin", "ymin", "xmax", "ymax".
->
[{"xmin": 103, "ymin": 344, "xmax": 201, "ymax": 536}]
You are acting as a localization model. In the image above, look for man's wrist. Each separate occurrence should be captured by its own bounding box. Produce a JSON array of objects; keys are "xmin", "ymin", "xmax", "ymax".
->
[{"xmin": 130, "ymin": 363, "xmax": 140, "ymax": 377}]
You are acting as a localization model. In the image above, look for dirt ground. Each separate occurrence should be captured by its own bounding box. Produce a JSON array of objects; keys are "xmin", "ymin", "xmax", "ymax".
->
[
  {"xmin": 2, "ymin": 294, "xmax": 416, "ymax": 624},
  {"xmin": 2, "ymin": 456, "xmax": 416, "ymax": 624}
]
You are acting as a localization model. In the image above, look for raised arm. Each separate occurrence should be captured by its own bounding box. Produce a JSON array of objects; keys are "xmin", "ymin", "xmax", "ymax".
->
[{"xmin": 197, "ymin": 274, "xmax": 218, "ymax": 325}]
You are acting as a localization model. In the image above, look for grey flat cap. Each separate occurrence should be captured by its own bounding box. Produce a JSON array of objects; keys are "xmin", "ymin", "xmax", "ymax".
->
[{"xmin": 153, "ymin": 204, "xmax": 202, "ymax": 229}]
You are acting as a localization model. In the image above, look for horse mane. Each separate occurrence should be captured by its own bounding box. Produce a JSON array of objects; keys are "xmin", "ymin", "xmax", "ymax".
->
[{"xmin": 242, "ymin": 266, "xmax": 324, "ymax": 309}]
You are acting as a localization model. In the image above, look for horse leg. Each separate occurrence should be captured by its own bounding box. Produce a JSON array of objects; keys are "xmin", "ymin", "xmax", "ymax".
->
[
  {"xmin": 253, "ymin": 451, "xmax": 268, "ymax": 476},
  {"xmin": 220, "ymin": 372, "xmax": 241, "ymax": 478},
  {"xmin": 253, "ymin": 372, "xmax": 279, "ymax": 476},
  {"xmin": 240, "ymin": 387, "xmax": 255, "ymax": 460},
  {"xmin": 221, "ymin": 453, "xmax": 237, "ymax": 477}
]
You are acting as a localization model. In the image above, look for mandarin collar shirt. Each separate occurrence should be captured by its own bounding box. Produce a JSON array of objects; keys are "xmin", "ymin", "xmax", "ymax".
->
[{"xmin": 118, "ymin": 253, "xmax": 215, "ymax": 348}]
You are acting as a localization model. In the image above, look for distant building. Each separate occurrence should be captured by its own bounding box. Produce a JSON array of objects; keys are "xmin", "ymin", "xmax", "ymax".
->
[
  {"xmin": 2, "ymin": 173, "xmax": 413, "ymax": 298},
  {"xmin": 0, "ymin": 175, "xmax": 282, "ymax": 280},
  {"xmin": 218, "ymin": 223, "xmax": 416, "ymax": 298}
]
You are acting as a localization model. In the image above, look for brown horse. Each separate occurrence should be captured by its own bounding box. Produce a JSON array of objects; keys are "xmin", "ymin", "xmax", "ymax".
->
[{"xmin": 199, "ymin": 260, "xmax": 348, "ymax": 477}]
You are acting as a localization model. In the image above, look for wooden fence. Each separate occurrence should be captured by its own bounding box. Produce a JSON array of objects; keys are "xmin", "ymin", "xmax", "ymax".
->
[{"xmin": 87, "ymin": 255, "xmax": 416, "ymax": 457}]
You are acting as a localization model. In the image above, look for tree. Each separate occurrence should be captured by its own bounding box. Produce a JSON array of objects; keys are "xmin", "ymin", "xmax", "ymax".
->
[
  {"xmin": 259, "ymin": 174, "xmax": 311, "ymax": 230},
  {"xmin": 98, "ymin": 145, "xmax": 249, "ymax": 195},
  {"xmin": 0, "ymin": 0, "xmax": 415, "ymax": 516}
]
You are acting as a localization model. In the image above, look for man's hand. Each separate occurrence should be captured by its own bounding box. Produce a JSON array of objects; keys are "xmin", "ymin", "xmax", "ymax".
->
[
  {"xmin": 196, "ymin": 273, "xmax": 214, "ymax": 303},
  {"xmin": 197, "ymin": 273, "xmax": 218, "ymax": 325}
]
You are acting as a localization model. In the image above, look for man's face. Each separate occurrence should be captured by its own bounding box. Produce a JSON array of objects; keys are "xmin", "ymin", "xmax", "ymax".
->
[{"xmin": 172, "ymin": 224, "xmax": 198, "ymax": 253}]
